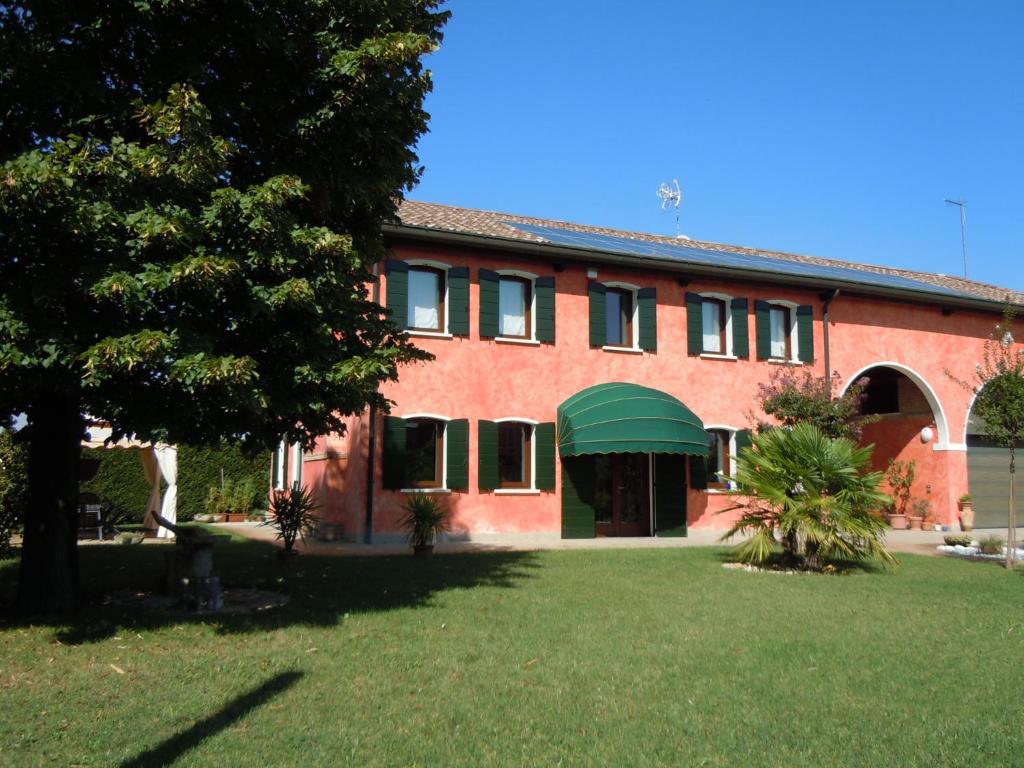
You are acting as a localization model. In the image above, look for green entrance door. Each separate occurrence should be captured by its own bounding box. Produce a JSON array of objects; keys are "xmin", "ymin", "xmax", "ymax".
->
[{"xmin": 593, "ymin": 454, "xmax": 650, "ymax": 537}]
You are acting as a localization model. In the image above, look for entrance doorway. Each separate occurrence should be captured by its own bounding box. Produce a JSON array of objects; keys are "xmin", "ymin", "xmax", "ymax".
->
[{"xmin": 593, "ymin": 453, "xmax": 650, "ymax": 536}]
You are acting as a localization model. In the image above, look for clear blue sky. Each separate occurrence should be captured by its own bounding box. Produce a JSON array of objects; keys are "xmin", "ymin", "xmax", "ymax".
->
[{"xmin": 413, "ymin": 1, "xmax": 1024, "ymax": 291}]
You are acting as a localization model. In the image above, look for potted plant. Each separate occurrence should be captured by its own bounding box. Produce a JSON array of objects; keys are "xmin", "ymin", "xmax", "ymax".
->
[
  {"xmin": 908, "ymin": 498, "xmax": 930, "ymax": 531},
  {"xmin": 262, "ymin": 486, "xmax": 320, "ymax": 559},
  {"xmin": 400, "ymin": 492, "xmax": 450, "ymax": 556},
  {"xmin": 958, "ymin": 493, "xmax": 975, "ymax": 532},
  {"xmin": 884, "ymin": 497, "xmax": 907, "ymax": 530},
  {"xmin": 884, "ymin": 459, "xmax": 915, "ymax": 530}
]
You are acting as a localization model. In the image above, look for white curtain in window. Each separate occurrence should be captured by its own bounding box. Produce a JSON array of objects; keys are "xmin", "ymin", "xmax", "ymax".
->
[
  {"xmin": 499, "ymin": 279, "xmax": 526, "ymax": 337},
  {"xmin": 408, "ymin": 270, "xmax": 440, "ymax": 330},
  {"xmin": 141, "ymin": 448, "xmax": 161, "ymax": 535},
  {"xmin": 702, "ymin": 301, "xmax": 722, "ymax": 353},
  {"xmin": 154, "ymin": 445, "xmax": 178, "ymax": 539},
  {"xmin": 770, "ymin": 308, "xmax": 788, "ymax": 358}
]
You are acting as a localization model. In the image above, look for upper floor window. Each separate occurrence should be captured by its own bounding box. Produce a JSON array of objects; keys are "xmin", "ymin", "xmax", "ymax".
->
[
  {"xmin": 408, "ymin": 266, "xmax": 446, "ymax": 333},
  {"xmin": 702, "ymin": 298, "xmax": 727, "ymax": 354},
  {"xmin": 605, "ymin": 287, "xmax": 635, "ymax": 348},
  {"xmin": 405, "ymin": 417, "xmax": 445, "ymax": 489},
  {"xmin": 499, "ymin": 275, "xmax": 532, "ymax": 339},
  {"xmin": 768, "ymin": 304, "xmax": 792, "ymax": 360},
  {"xmin": 498, "ymin": 421, "xmax": 533, "ymax": 489}
]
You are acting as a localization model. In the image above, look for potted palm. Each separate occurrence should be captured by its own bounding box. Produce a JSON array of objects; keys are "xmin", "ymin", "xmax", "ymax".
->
[
  {"xmin": 400, "ymin": 492, "xmax": 450, "ymax": 557},
  {"xmin": 958, "ymin": 493, "xmax": 975, "ymax": 532}
]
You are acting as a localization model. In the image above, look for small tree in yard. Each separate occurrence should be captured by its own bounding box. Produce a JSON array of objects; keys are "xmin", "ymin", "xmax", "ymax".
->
[
  {"xmin": 755, "ymin": 369, "xmax": 878, "ymax": 441},
  {"xmin": 949, "ymin": 307, "xmax": 1024, "ymax": 569},
  {"xmin": 1, "ymin": 2, "xmax": 447, "ymax": 612},
  {"xmin": 721, "ymin": 423, "xmax": 896, "ymax": 571}
]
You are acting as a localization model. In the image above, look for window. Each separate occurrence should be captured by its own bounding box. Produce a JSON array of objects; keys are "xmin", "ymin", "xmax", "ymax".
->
[
  {"xmin": 405, "ymin": 418, "xmax": 445, "ymax": 488},
  {"xmin": 407, "ymin": 266, "xmax": 445, "ymax": 332},
  {"xmin": 498, "ymin": 422, "xmax": 533, "ymax": 488},
  {"xmin": 701, "ymin": 298, "xmax": 727, "ymax": 354},
  {"xmin": 707, "ymin": 429, "xmax": 732, "ymax": 488},
  {"xmin": 273, "ymin": 440, "xmax": 287, "ymax": 491},
  {"xmin": 499, "ymin": 276, "xmax": 532, "ymax": 339},
  {"xmin": 605, "ymin": 288, "xmax": 634, "ymax": 347},
  {"xmin": 769, "ymin": 304, "xmax": 791, "ymax": 360}
]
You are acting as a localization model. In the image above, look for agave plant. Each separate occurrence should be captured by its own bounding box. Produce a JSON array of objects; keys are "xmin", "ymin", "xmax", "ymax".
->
[
  {"xmin": 721, "ymin": 422, "xmax": 897, "ymax": 570},
  {"xmin": 400, "ymin": 492, "xmax": 450, "ymax": 551}
]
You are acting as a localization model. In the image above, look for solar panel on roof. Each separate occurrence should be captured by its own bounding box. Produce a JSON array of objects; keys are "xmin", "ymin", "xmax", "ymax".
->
[{"xmin": 505, "ymin": 222, "xmax": 973, "ymax": 300}]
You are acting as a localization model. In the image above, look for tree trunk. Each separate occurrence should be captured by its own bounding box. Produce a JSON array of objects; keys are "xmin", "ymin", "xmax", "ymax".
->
[
  {"xmin": 1007, "ymin": 448, "xmax": 1017, "ymax": 571},
  {"xmin": 16, "ymin": 395, "xmax": 83, "ymax": 614}
]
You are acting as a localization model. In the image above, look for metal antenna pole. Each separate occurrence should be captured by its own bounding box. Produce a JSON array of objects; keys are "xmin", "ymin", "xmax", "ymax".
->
[{"xmin": 944, "ymin": 198, "xmax": 969, "ymax": 278}]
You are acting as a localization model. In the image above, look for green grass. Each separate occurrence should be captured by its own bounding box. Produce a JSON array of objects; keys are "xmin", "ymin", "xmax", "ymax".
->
[{"xmin": 2, "ymin": 541, "xmax": 1022, "ymax": 767}]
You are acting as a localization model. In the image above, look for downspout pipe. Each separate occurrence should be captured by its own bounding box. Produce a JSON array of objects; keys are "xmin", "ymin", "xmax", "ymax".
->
[
  {"xmin": 364, "ymin": 261, "xmax": 381, "ymax": 544},
  {"xmin": 821, "ymin": 289, "xmax": 840, "ymax": 397}
]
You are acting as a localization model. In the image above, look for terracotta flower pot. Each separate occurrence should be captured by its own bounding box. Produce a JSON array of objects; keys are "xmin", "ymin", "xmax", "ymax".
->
[
  {"xmin": 888, "ymin": 513, "xmax": 909, "ymax": 530},
  {"xmin": 908, "ymin": 516, "xmax": 923, "ymax": 531},
  {"xmin": 959, "ymin": 502, "xmax": 975, "ymax": 532}
]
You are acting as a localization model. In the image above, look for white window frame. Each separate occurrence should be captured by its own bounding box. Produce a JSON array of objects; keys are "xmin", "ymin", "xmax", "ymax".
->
[
  {"xmin": 290, "ymin": 442, "xmax": 303, "ymax": 490},
  {"xmin": 406, "ymin": 260, "xmax": 452, "ymax": 338},
  {"xmin": 493, "ymin": 417, "xmax": 540, "ymax": 494},
  {"xmin": 495, "ymin": 270, "xmax": 539, "ymax": 344},
  {"xmin": 399, "ymin": 412, "xmax": 452, "ymax": 493},
  {"xmin": 765, "ymin": 299, "xmax": 800, "ymax": 363},
  {"xmin": 699, "ymin": 292, "xmax": 735, "ymax": 359},
  {"xmin": 703, "ymin": 425, "xmax": 739, "ymax": 493},
  {"xmin": 273, "ymin": 440, "xmax": 287, "ymax": 491},
  {"xmin": 602, "ymin": 281, "xmax": 641, "ymax": 352}
]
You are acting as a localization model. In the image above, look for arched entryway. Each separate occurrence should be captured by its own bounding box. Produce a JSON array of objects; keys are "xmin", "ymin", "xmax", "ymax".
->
[
  {"xmin": 841, "ymin": 364, "xmax": 947, "ymax": 518},
  {"xmin": 965, "ymin": 388, "xmax": 1023, "ymax": 529},
  {"xmin": 557, "ymin": 382, "xmax": 709, "ymax": 539}
]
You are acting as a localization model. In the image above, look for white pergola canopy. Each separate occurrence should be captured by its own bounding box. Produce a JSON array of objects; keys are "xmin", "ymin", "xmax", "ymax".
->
[{"xmin": 83, "ymin": 424, "xmax": 178, "ymax": 539}]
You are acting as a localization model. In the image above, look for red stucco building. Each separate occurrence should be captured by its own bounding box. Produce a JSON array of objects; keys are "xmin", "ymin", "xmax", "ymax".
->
[{"xmin": 273, "ymin": 201, "xmax": 1023, "ymax": 542}]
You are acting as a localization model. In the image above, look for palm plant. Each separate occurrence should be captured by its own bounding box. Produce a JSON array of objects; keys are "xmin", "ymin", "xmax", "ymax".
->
[
  {"xmin": 400, "ymin": 492, "xmax": 450, "ymax": 553},
  {"xmin": 263, "ymin": 486, "xmax": 320, "ymax": 555},
  {"xmin": 721, "ymin": 423, "xmax": 897, "ymax": 570}
]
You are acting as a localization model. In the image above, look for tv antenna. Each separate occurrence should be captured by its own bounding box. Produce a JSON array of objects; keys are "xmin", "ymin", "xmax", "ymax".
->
[
  {"xmin": 657, "ymin": 179, "xmax": 683, "ymax": 237},
  {"xmin": 944, "ymin": 197, "xmax": 969, "ymax": 278}
]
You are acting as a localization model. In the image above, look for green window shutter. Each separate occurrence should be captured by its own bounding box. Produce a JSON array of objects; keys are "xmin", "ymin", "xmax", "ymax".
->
[
  {"xmin": 731, "ymin": 298, "xmax": 749, "ymax": 359},
  {"xmin": 385, "ymin": 260, "xmax": 409, "ymax": 330},
  {"xmin": 588, "ymin": 281, "xmax": 606, "ymax": 347},
  {"xmin": 734, "ymin": 429, "xmax": 753, "ymax": 459},
  {"xmin": 479, "ymin": 269, "xmax": 499, "ymax": 338},
  {"xmin": 534, "ymin": 422, "xmax": 556, "ymax": 490},
  {"xmin": 797, "ymin": 304, "xmax": 814, "ymax": 363},
  {"xmin": 637, "ymin": 287, "xmax": 657, "ymax": 351},
  {"xmin": 754, "ymin": 300, "xmax": 772, "ymax": 360},
  {"xmin": 685, "ymin": 292, "xmax": 703, "ymax": 355},
  {"xmin": 477, "ymin": 420, "xmax": 498, "ymax": 491},
  {"xmin": 534, "ymin": 277, "xmax": 556, "ymax": 343},
  {"xmin": 446, "ymin": 419, "xmax": 469, "ymax": 491},
  {"xmin": 654, "ymin": 454, "xmax": 687, "ymax": 537},
  {"xmin": 382, "ymin": 416, "xmax": 406, "ymax": 489},
  {"xmin": 561, "ymin": 456, "xmax": 596, "ymax": 539},
  {"xmin": 690, "ymin": 454, "xmax": 708, "ymax": 490},
  {"xmin": 448, "ymin": 267, "xmax": 470, "ymax": 336}
]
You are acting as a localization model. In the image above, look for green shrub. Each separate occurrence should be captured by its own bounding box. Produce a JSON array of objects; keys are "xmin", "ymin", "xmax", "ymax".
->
[
  {"xmin": 944, "ymin": 534, "xmax": 973, "ymax": 547},
  {"xmin": 0, "ymin": 430, "xmax": 27, "ymax": 558},
  {"xmin": 978, "ymin": 535, "xmax": 1004, "ymax": 555},
  {"xmin": 400, "ymin": 492, "xmax": 450, "ymax": 549},
  {"xmin": 204, "ymin": 477, "xmax": 258, "ymax": 517},
  {"xmin": 82, "ymin": 442, "xmax": 270, "ymax": 522}
]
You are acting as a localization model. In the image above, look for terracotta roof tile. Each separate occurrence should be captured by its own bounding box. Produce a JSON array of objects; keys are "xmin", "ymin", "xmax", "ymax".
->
[{"xmin": 397, "ymin": 200, "xmax": 1022, "ymax": 305}]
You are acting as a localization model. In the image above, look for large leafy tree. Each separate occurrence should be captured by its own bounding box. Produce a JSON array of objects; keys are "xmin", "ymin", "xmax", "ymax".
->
[
  {"xmin": 721, "ymin": 423, "xmax": 896, "ymax": 571},
  {"xmin": 1, "ymin": 1, "xmax": 447, "ymax": 612},
  {"xmin": 951, "ymin": 307, "xmax": 1024, "ymax": 569}
]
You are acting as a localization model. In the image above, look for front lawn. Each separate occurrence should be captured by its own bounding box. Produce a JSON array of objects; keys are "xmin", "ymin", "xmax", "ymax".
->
[{"xmin": 2, "ymin": 541, "xmax": 1021, "ymax": 766}]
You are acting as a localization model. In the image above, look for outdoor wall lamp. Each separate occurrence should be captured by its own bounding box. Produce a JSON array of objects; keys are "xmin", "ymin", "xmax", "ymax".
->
[{"xmin": 920, "ymin": 426, "xmax": 934, "ymax": 443}]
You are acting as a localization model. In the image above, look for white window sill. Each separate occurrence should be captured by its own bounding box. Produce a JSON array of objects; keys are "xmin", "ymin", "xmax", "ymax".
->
[
  {"xmin": 399, "ymin": 488, "xmax": 452, "ymax": 494},
  {"xmin": 767, "ymin": 358, "xmax": 802, "ymax": 366},
  {"xmin": 494, "ymin": 488, "xmax": 541, "ymax": 495},
  {"xmin": 705, "ymin": 488, "xmax": 736, "ymax": 495},
  {"xmin": 602, "ymin": 345, "xmax": 643, "ymax": 354},
  {"xmin": 700, "ymin": 353, "xmax": 737, "ymax": 361},
  {"xmin": 408, "ymin": 330, "xmax": 453, "ymax": 339},
  {"xmin": 495, "ymin": 336, "xmax": 541, "ymax": 346}
]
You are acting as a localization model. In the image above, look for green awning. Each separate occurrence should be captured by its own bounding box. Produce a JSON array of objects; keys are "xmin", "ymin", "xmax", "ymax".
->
[{"xmin": 557, "ymin": 382, "xmax": 709, "ymax": 457}]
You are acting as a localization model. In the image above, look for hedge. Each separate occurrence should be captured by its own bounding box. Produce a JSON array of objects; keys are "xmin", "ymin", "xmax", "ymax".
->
[{"xmin": 81, "ymin": 443, "xmax": 270, "ymax": 522}]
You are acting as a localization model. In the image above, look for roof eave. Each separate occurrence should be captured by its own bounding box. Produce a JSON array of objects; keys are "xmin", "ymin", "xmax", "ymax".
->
[{"xmin": 383, "ymin": 223, "xmax": 1016, "ymax": 314}]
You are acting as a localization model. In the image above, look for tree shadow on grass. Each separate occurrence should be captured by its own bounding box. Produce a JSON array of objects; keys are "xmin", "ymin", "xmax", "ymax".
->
[
  {"xmin": 120, "ymin": 669, "xmax": 303, "ymax": 768},
  {"xmin": 0, "ymin": 539, "xmax": 540, "ymax": 644}
]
